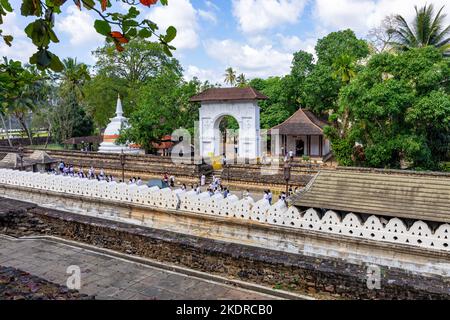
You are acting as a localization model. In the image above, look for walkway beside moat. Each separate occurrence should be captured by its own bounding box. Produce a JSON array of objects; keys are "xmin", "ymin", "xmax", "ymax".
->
[{"xmin": 0, "ymin": 235, "xmax": 282, "ymax": 300}]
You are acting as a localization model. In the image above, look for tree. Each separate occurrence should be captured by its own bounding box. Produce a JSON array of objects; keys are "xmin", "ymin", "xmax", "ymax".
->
[
  {"xmin": 50, "ymin": 58, "xmax": 93, "ymax": 143},
  {"xmin": 92, "ymin": 39, "xmax": 182, "ymax": 84},
  {"xmin": 117, "ymin": 70, "xmax": 207, "ymax": 153},
  {"xmin": 332, "ymin": 54, "xmax": 357, "ymax": 84},
  {"xmin": 336, "ymin": 47, "xmax": 450, "ymax": 169},
  {"xmin": 0, "ymin": 58, "xmax": 45, "ymax": 145},
  {"xmin": 224, "ymin": 67, "xmax": 237, "ymax": 86},
  {"xmin": 249, "ymin": 77, "xmax": 294, "ymax": 129},
  {"xmin": 83, "ymin": 74, "xmax": 129, "ymax": 130},
  {"xmin": 388, "ymin": 4, "xmax": 450, "ymax": 55},
  {"xmin": 0, "ymin": 0, "xmax": 177, "ymax": 71},
  {"xmin": 367, "ymin": 15, "xmax": 399, "ymax": 53},
  {"xmin": 300, "ymin": 30, "xmax": 369, "ymax": 117},
  {"xmin": 315, "ymin": 29, "xmax": 370, "ymax": 65},
  {"xmin": 59, "ymin": 58, "xmax": 90, "ymax": 100},
  {"xmin": 328, "ymin": 54, "xmax": 359, "ymax": 140},
  {"xmin": 236, "ymin": 73, "xmax": 247, "ymax": 87},
  {"xmin": 85, "ymin": 39, "xmax": 183, "ymax": 131}
]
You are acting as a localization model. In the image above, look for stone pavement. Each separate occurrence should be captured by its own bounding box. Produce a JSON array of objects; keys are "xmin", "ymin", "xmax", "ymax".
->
[{"xmin": 0, "ymin": 236, "xmax": 278, "ymax": 300}]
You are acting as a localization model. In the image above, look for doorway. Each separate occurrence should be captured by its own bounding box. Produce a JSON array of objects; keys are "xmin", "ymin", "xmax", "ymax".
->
[{"xmin": 295, "ymin": 139, "xmax": 305, "ymax": 157}]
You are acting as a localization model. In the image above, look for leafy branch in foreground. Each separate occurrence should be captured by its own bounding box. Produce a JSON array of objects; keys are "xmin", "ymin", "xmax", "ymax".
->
[{"xmin": 0, "ymin": 0, "xmax": 177, "ymax": 72}]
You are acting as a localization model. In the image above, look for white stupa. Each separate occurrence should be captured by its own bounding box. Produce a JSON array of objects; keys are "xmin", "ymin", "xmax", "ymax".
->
[{"xmin": 98, "ymin": 95, "xmax": 142, "ymax": 154}]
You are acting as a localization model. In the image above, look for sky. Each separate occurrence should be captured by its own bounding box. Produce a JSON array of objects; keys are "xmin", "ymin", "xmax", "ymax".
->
[{"xmin": 1, "ymin": 0, "xmax": 449, "ymax": 85}]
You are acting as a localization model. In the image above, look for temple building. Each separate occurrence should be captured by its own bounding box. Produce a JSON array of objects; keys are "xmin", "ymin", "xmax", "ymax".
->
[
  {"xmin": 98, "ymin": 95, "xmax": 141, "ymax": 154},
  {"xmin": 270, "ymin": 108, "xmax": 331, "ymax": 160}
]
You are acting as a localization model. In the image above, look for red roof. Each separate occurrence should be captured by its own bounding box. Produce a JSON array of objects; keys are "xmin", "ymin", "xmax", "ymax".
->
[
  {"xmin": 190, "ymin": 87, "xmax": 268, "ymax": 102},
  {"xmin": 152, "ymin": 135, "xmax": 174, "ymax": 150},
  {"xmin": 270, "ymin": 108, "xmax": 328, "ymax": 135}
]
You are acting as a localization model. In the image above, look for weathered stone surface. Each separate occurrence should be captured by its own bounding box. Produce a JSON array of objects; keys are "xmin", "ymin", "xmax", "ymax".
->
[
  {"xmin": 221, "ymin": 163, "xmax": 315, "ymax": 187},
  {"xmin": 1, "ymin": 198, "xmax": 449, "ymax": 300},
  {"xmin": 0, "ymin": 265, "xmax": 94, "ymax": 300}
]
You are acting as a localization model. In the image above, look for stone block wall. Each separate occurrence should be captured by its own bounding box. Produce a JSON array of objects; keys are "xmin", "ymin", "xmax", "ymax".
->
[{"xmin": 1, "ymin": 198, "xmax": 449, "ymax": 300}]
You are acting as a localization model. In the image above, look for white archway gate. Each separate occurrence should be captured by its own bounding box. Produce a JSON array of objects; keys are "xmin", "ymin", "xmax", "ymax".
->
[{"xmin": 190, "ymin": 88, "xmax": 267, "ymax": 161}]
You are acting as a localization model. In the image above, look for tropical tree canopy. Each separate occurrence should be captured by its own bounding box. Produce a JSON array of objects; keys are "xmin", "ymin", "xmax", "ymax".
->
[
  {"xmin": 334, "ymin": 47, "xmax": 450, "ymax": 170},
  {"xmin": 388, "ymin": 4, "xmax": 450, "ymax": 55},
  {"xmin": 224, "ymin": 67, "xmax": 237, "ymax": 86}
]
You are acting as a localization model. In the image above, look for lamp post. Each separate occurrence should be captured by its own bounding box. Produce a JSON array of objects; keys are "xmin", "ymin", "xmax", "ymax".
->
[
  {"xmin": 119, "ymin": 149, "xmax": 126, "ymax": 182},
  {"xmin": 283, "ymin": 159, "xmax": 291, "ymax": 196},
  {"xmin": 18, "ymin": 146, "xmax": 24, "ymax": 171}
]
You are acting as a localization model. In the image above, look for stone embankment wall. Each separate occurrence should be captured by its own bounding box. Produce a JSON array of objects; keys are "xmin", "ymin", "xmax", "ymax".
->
[
  {"xmin": 220, "ymin": 163, "xmax": 316, "ymax": 187},
  {"xmin": 1, "ymin": 198, "xmax": 449, "ymax": 300},
  {"xmin": 0, "ymin": 168, "xmax": 449, "ymax": 253},
  {"xmin": 0, "ymin": 147, "xmax": 212, "ymax": 182},
  {"xmin": 0, "ymin": 137, "xmax": 49, "ymax": 147},
  {"xmin": 0, "ymin": 147, "xmax": 318, "ymax": 188}
]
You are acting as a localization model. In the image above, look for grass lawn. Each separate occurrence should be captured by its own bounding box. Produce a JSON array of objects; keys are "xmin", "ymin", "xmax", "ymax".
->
[{"xmin": 27, "ymin": 144, "xmax": 65, "ymax": 150}]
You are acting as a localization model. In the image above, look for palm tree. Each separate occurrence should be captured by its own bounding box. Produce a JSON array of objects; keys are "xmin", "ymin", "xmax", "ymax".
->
[
  {"xmin": 332, "ymin": 54, "xmax": 357, "ymax": 84},
  {"xmin": 52, "ymin": 58, "xmax": 91, "ymax": 144},
  {"xmin": 332, "ymin": 54, "xmax": 358, "ymax": 138},
  {"xmin": 60, "ymin": 58, "xmax": 91, "ymax": 99},
  {"xmin": 223, "ymin": 67, "xmax": 237, "ymax": 86},
  {"xmin": 388, "ymin": 4, "xmax": 450, "ymax": 55},
  {"xmin": 236, "ymin": 73, "xmax": 248, "ymax": 87}
]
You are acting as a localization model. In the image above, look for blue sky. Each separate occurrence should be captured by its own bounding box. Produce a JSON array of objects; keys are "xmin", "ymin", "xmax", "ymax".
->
[{"xmin": 1, "ymin": 0, "xmax": 449, "ymax": 84}]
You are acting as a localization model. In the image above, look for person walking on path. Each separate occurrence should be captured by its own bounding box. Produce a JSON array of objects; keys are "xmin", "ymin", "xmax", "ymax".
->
[
  {"xmin": 200, "ymin": 174, "xmax": 206, "ymax": 186},
  {"xmin": 268, "ymin": 189, "xmax": 273, "ymax": 205}
]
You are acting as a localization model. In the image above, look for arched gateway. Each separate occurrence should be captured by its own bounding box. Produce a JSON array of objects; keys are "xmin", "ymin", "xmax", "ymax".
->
[{"xmin": 190, "ymin": 87, "xmax": 268, "ymax": 160}]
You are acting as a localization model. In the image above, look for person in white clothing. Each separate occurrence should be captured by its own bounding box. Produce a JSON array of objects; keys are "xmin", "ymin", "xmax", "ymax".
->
[{"xmin": 200, "ymin": 174, "xmax": 206, "ymax": 186}]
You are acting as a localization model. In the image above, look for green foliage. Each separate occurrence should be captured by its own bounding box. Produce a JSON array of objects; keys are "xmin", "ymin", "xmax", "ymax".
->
[
  {"xmin": 85, "ymin": 39, "xmax": 182, "ymax": 131},
  {"xmin": 315, "ymin": 29, "xmax": 370, "ymax": 65},
  {"xmin": 83, "ymin": 74, "xmax": 129, "ymax": 130},
  {"xmin": 50, "ymin": 58, "xmax": 94, "ymax": 143},
  {"xmin": 339, "ymin": 47, "xmax": 450, "ymax": 169},
  {"xmin": 249, "ymin": 77, "xmax": 295, "ymax": 129},
  {"xmin": 388, "ymin": 4, "xmax": 450, "ymax": 55},
  {"xmin": 92, "ymin": 39, "xmax": 182, "ymax": 84},
  {"xmin": 301, "ymin": 30, "xmax": 370, "ymax": 116},
  {"xmin": 0, "ymin": 58, "xmax": 47, "ymax": 144},
  {"xmin": 224, "ymin": 67, "xmax": 237, "ymax": 86},
  {"xmin": 117, "ymin": 72, "xmax": 208, "ymax": 153},
  {"xmin": 0, "ymin": 0, "xmax": 177, "ymax": 70}
]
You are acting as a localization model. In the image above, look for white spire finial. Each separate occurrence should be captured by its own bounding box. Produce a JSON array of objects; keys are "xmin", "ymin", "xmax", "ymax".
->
[{"xmin": 116, "ymin": 94, "xmax": 123, "ymax": 117}]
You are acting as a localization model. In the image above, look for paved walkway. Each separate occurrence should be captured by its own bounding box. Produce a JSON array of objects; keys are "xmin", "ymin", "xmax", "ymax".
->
[{"xmin": 0, "ymin": 236, "xmax": 277, "ymax": 300}]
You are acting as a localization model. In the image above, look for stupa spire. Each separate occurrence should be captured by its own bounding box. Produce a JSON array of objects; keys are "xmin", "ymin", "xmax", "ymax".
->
[{"xmin": 116, "ymin": 94, "xmax": 123, "ymax": 117}]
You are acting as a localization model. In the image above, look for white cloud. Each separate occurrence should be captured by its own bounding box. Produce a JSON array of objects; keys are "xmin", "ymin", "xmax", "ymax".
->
[
  {"xmin": 55, "ymin": 5, "xmax": 103, "ymax": 46},
  {"xmin": 313, "ymin": 0, "xmax": 450, "ymax": 36},
  {"xmin": 232, "ymin": 0, "xmax": 308, "ymax": 34},
  {"xmin": 147, "ymin": 0, "xmax": 200, "ymax": 50},
  {"xmin": 204, "ymin": 38, "xmax": 293, "ymax": 79},
  {"xmin": 277, "ymin": 34, "xmax": 316, "ymax": 55},
  {"xmin": 184, "ymin": 65, "xmax": 223, "ymax": 84},
  {"xmin": 198, "ymin": 9, "xmax": 218, "ymax": 24},
  {"xmin": 0, "ymin": 12, "xmax": 35, "ymax": 63}
]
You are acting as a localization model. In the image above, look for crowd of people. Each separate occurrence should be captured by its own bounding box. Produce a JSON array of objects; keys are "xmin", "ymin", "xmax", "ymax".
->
[
  {"xmin": 177, "ymin": 174, "xmax": 232, "ymax": 199},
  {"xmin": 49, "ymin": 162, "xmax": 299, "ymax": 203},
  {"xmin": 47, "ymin": 161, "xmax": 116, "ymax": 182}
]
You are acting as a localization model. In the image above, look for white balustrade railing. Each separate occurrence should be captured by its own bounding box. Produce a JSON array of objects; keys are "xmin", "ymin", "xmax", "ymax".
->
[{"xmin": 0, "ymin": 168, "xmax": 449, "ymax": 251}]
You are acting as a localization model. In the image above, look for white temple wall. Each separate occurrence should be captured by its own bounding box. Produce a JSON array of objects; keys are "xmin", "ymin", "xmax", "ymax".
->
[{"xmin": 1, "ymin": 168, "xmax": 449, "ymax": 252}]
